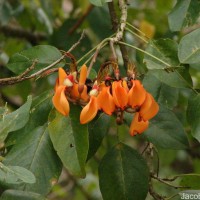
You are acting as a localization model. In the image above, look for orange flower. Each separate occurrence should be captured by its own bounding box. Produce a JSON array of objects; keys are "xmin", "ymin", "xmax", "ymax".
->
[
  {"xmin": 52, "ymin": 68, "xmax": 73, "ymax": 116},
  {"xmin": 80, "ymin": 96, "xmax": 98, "ymax": 124},
  {"xmin": 139, "ymin": 93, "xmax": 159, "ymax": 121},
  {"xmin": 52, "ymin": 85, "xmax": 70, "ymax": 116},
  {"xmin": 78, "ymin": 64, "xmax": 88, "ymax": 94},
  {"xmin": 112, "ymin": 81, "xmax": 128, "ymax": 109},
  {"xmin": 97, "ymin": 85, "xmax": 115, "ymax": 115},
  {"xmin": 128, "ymin": 80, "xmax": 146, "ymax": 108},
  {"xmin": 70, "ymin": 83, "xmax": 89, "ymax": 102},
  {"xmin": 129, "ymin": 112, "xmax": 149, "ymax": 136}
]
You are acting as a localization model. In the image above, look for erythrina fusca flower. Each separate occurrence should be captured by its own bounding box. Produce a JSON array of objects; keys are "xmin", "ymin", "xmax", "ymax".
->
[
  {"xmin": 52, "ymin": 65, "xmax": 89, "ymax": 116},
  {"xmin": 52, "ymin": 59, "xmax": 159, "ymax": 137}
]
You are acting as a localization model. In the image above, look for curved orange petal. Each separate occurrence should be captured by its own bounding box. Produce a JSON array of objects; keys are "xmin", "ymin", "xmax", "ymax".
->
[
  {"xmin": 141, "ymin": 95, "xmax": 159, "ymax": 121},
  {"xmin": 129, "ymin": 112, "xmax": 149, "ymax": 136},
  {"xmin": 81, "ymin": 85, "xmax": 89, "ymax": 102},
  {"xmin": 70, "ymin": 83, "xmax": 79, "ymax": 99},
  {"xmin": 60, "ymin": 89, "xmax": 70, "ymax": 116},
  {"xmin": 52, "ymin": 86, "xmax": 66, "ymax": 116},
  {"xmin": 80, "ymin": 96, "xmax": 98, "ymax": 124},
  {"xmin": 54, "ymin": 78, "xmax": 59, "ymax": 91},
  {"xmin": 58, "ymin": 68, "xmax": 67, "ymax": 86},
  {"xmin": 128, "ymin": 80, "xmax": 146, "ymax": 108},
  {"xmin": 79, "ymin": 65, "xmax": 87, "ymax": 85},
  {"xmin": 112, "ymin": 81, "xmax": 128, "ymax": 109},
  {"xmin": 139, "ymin": 93, "xmax": 152, "ymax": 118},
  {"xmin": 97, "ymin": 86, "xmax": 115, "ymax": 115}
]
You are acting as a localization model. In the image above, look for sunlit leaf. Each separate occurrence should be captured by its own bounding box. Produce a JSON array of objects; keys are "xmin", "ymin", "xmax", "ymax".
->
[
  {"xmin": 179, "ymin": 174, "xmax": 200, "ymax": 189},
  {"xmin": 144, "ymin": 105, "xmax": 189, "ymax": 149},
  {"xmin": 99, "ymin": 143, "xmax": 149, "ymax": 200},
  {"xmin": 48, "ymin": 105, "xmax": 89, "ymax": 178}
]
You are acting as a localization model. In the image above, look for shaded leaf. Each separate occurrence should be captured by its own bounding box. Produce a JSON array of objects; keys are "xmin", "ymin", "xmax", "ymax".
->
[
  {"xmin": 178, "ymin": 28, "xmax": 200, "ymax": 64},
  {"xmin": 87, "ymin": 113, "xmax": 111, "ymax": 160},
  {"xmin": 3, "ymin": 125, "xmax": 62, "ymax": 195},
  {"xmin": 48, "ymin": 105, "xmax": 89, "ymax": 178},
  {"xmin": 0, "ymin": 164, "xmax": 35, "ymax": 185},
  {"xmin": 187, "ymin": 94, "xmax": 200, "ymax": 142},
  {"xmin": 144, "ymin": 106, "xmax": 189, "ymax": 149},
  {"xmin": 179, "ymin": 174, "xmax": 200, "ymax": 189},
  {"xmin": 168, "ymin": 0, "xmax": 200, "ymax": 32},
  {"xmin": 0, "ymin": 190, "xmax": 46, "ymax": 200},
  {"xmin": 0, "ymin": 96, "xmax": 32, "ymax": 143},
  {"xmin": 7, "ymin": 45, "xmax": 64, "ymax": 75},
  {"xmin": 149, "ymin": 67, "xmax": 193, "ymax": 89},
  {"xmin": 143, "ymin": 72, "xmax": 179, "ymax": 109},
  {"xmin": 89, "ymin": 0, "xmax": 112, "ymax": 7},
  {"xmin": 144, "ymin": 39, "xmax": 179, "ymax": 70},
  {"xmin": 99, "ymin": 143, "xmax": 149, "ymax": 200}
]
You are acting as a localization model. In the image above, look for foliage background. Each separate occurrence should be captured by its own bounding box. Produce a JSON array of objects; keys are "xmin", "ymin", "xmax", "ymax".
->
[{"xmin": 0, "ymin": 0, "xmax": 200, "ymax": 200}]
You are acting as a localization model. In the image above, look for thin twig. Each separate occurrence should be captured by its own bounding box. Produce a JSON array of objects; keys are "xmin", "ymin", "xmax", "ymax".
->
[
  {"xmin": 149, "ymin": 180, "xmax": 165, "ymax": 200},
  {"xmin": 151, "ymin": 174, "xmax": 190, "ymax": 189},
  {"xmin": 0, "ymin": 32, "xmax": 85, "ymax": 85}
]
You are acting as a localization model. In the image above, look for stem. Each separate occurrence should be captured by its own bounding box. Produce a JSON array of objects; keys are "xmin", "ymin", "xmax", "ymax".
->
[
  {"xmin": 125, "ymin": 27, "xmax": 148, "ymax": 43},
  {"xmin": 118, "ymin": 41, "xmax": 171, "ymax": 67}
]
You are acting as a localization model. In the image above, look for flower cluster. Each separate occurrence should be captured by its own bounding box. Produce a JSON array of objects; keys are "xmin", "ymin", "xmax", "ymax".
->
[{"xmin": 52, "ymin": 65, "xmax": 159, "ymax": 136}]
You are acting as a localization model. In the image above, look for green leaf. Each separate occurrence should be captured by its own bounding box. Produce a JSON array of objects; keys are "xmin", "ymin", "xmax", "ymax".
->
[
  {"xmin": 7, "ymin": 45, "xmax": 64, "ymax": 75},
  {"xmin": 0, "ymin": 190, "xmax": 46, "ymax": 200},
  {"xmin": 5, "ymin": 91, "xmax": 53, "ymax": 146},
  {"xmin": 89, "ymin": 0, "xmax": 112, "ymax": 7},
  {"xmin": 187, "ymin": 94, "xmax": 200, "ymax": 142},
  {"xmin": 179, "ymin": 174, "xmax": 200, "ymax": 189},
  {"xmin": 149, "ymin": 67, "xmax": 193, "ymax": 89},
  {"xmin": 178, "ymin": 28, "xmax": 200, "ymax": 64},
  {"xmin": 168, "ymin": 0, "xmax": 200, "ymax": 32},
  {"xmin": 87, "ymin": 113, "xmax": 111, "ymax": 160},
  {"xmin": 0, "ymin": 163, "xmax": 35, "ymax": 185},
  {"xmin": 0, "ymin": 96, "xmax": 32, "ymax": 143},
  {"xmin": 144, "ymin": 106, "xmax": 189, "ymax": 149},
  {"xmin": 144, "ymin": 39, "xmax": 179, "ymax": 70},
  {"xmin": 143, "ymin": 72, "xmax": 179, "ymax": 109},
  {"xmin": 3, "ymin": 125, "xmax": 62, "ymax": 195},
  {"xmin": 48, "ymin": 105, "xmax": 89, "ymax": 178},
  {"xmin": 168, "ymin": 0, "xmax": 190, "ymax": 32},
  {"xmin": 99, "ymin": 143, "xmax": 149, "ymax": 200}
]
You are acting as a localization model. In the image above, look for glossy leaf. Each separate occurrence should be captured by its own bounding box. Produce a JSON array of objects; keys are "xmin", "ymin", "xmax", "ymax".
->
[
  {"xmin": 187, "ymin": 94, "xmax": 200, "ymax": 142},
  {"xmin": 168, "ymin": 0, "xmax": 200, "ymax": 32},
  {"xmin": 0, "ymin": 163, "xmax": 35, "ymax": 185},
  {"xmin": 0, "ymin": 96, "xmax": 32, "ymax": 143},
  {"xmin": 143, "ymin": 72, "xmax": 179, "ymax": 109},
  {"xmin": 144, "ymin": 106, "xmax": 189, "ymax": 149},
  {"xmin": 48, "ymin": 105, "xmax": 89, "ymax": 178},
  {"xmin": 87, "ymin": 113, "xmax": 111, "ymax": 160},
  {"xmin": 144, "ymin": 39, "xmax": 179, "ymax": 70},
  {"xmin": 0, "ymin": 190, "xmax": 46, "ymax": 200},
  {"xmin": 7, "ymin": 45, "xmax": 64, "ymax": 75},
  {"xmin": 178, "ymin": 28, "xmax": 200, "ymax": 64},
  {"xmin": 3, "ymin": 125, "xmax": 62, "ymax": 195},
  {"xmin": 99, "ymin": 143, "xmax": 149, "ymax": 200}
]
